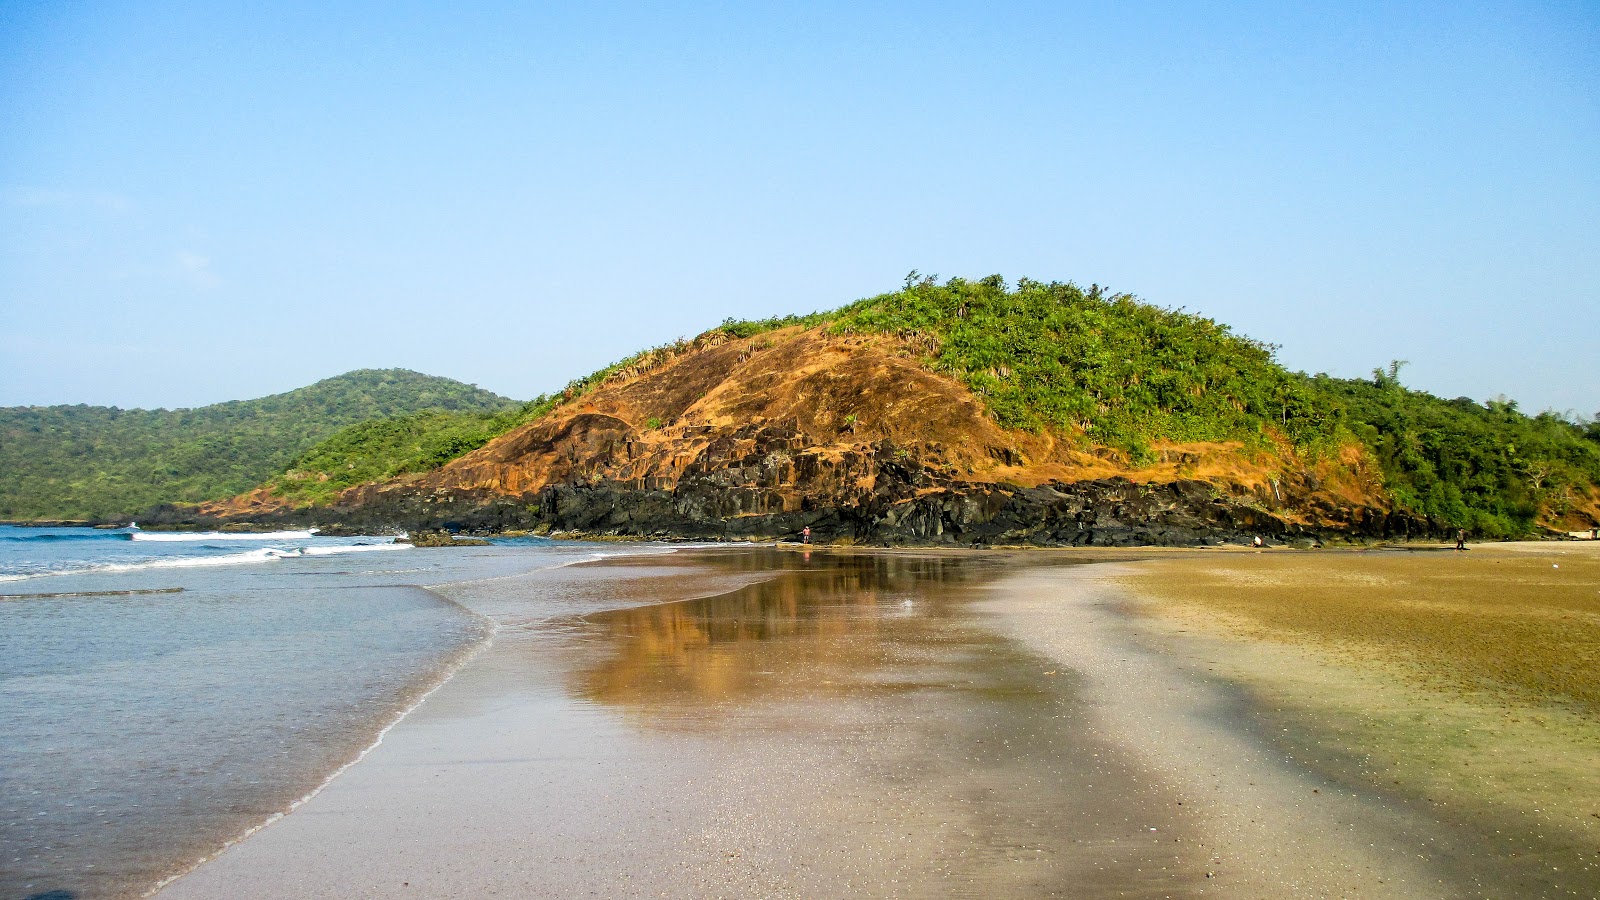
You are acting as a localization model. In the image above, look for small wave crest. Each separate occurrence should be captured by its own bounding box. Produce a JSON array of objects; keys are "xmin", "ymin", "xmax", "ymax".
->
[
  {"xmin": 303, "ymin": 544, "xmax": 409, "ymax": 557},
  {"xmin": 0, "ymin": 541, "xmax": 409, "ymax": 582},
  {"xmin": 0, "ymin": 531, "xmax": 131, "ymax": 542},
  {"xmin": 96, "ymin": 547, "xmax": 306, "ymax": 572},
  {"xmin": 130, "ymin": 530, "xmax": 319, "ymax": 542}
]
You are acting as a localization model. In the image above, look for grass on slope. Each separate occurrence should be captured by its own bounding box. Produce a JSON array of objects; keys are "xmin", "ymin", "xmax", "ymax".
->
[
  {"xmin": 0, "ymin": 369, "xmax": 518, "ymax": 520},
  {"xmin": 254, "ymin": 276, "xmax": 1600, "ymax": 536},
  {"xmin": 264, "ymin": 313, "xmax": 829, "ymax": 505},
  {"xmin": 827, "ymin": 274, "xmax": 1343, "ymax": 457},
  {"xmin": 825, "ymin": 276, "xmax": 1599, "ymax": 534},
  {"xmin": 269, "ymin": 401, "xmax": 552, "ymax": 505}
]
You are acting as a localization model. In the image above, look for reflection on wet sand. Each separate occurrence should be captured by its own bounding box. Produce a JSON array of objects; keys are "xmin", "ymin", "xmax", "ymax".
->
[
  {"xmin": 568, "ymin": 549, "xmax": 1228, "ymax": 897},
  {"xmin": 156, "ymin": 547, "xmax": 1493, "ymax": 898},
  {"xmin": 574, "ymin": 550, "xmax": 1015, "ymax": 713}
]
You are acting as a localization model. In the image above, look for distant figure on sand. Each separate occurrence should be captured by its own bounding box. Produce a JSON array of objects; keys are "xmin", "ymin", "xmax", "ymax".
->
[
  {"xmin": 1455, "ymin": 528, "xmax": 1467, "ymax": 551},
  {"xmin": 802, "ymin": 526, "xmax": 811, "ymax": 545},
  {"xmin": 1252, "ymin": 536, "xmax": 1263, "ymax": 548}
]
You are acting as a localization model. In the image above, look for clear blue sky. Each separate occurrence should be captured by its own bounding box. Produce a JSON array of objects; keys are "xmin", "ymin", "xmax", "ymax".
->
[{"xmin": 3, "ymin": 1, "xmax": 1596, "ymax": 415}]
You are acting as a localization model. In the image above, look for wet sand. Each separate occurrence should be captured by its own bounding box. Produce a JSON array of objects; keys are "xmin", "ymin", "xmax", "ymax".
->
[
  {"xmin": 156, "ymin": 545, "xmax": 1591, "ymax": 898},
  {"xmin": 1118, "ymin": 542, "xmax": 1600, "ymax": 897}
]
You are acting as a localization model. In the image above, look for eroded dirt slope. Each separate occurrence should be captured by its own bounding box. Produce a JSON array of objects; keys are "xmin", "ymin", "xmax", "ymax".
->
[{"xmin": 209, "ymin": 325, "xmax": 1398, "ymax": 543}]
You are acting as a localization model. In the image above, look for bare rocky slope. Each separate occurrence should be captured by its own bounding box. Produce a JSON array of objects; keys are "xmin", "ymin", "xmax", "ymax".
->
[{"xmin": 167, "ymin": 325, "xmax": 1417, "ymax": 546}]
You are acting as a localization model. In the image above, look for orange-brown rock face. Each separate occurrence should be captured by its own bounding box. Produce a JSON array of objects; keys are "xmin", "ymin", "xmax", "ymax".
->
[
  {"xmin": 419, "ymin": 327, "xmax": 1014, "ymax": 497},
  {"xmin": 202, "ymin": 325, "xmax": 1402, "ymax": 545}
]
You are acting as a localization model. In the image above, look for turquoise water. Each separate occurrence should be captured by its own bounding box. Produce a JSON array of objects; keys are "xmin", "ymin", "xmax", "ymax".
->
[
  {"xmin": 0, "ymin": 526, "xmax": 633, "ymax": 900},
  {"xmin": 0, "ymin": 524, "xmax": 404, "ymax": 582}
]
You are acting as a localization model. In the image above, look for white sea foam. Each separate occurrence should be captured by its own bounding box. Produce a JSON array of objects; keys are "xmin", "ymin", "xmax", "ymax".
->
[
  {"xmin": 130, "ymin": 530, "xmax": 319, "ymax": 542},
  {"xmin": 114, "ymin": 543, "xmax": 409, "ymax": 570},
  {"xmin": 98, "ymin": 547, "xmax": 302, "ymax": 571},
  {"xmin": 303, "ymin": 543, "xmax": 409, "ymax": 556},
  {"xmin": 0, "ymin": 541, "xmax": 410, "ymax": 582}
]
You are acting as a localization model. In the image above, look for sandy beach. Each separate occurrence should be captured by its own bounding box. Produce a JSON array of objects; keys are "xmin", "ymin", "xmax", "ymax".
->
[{"xmin": 155, "ymin": 543, "xmax": 1600, "ymax": 898}]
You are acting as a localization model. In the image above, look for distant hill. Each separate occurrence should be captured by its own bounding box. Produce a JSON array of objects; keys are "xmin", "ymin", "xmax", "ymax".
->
[
  {"xmin": 262, "ymin": 403, "xmax": 552, "ymax": 506},
  {"xmin": 185, "ymin": 278, "xmax": 1594, "ymax": 542},
  {"xmin": 0, "ymin": 369, "xmax": 520, "ymax": 520}
]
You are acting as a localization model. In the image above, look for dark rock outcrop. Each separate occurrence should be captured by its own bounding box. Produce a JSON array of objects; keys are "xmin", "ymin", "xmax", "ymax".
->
[
  {"xmin": 145, "ymin": 461, "xmax": 1425, "ymax": 547},
  {"xmin": 168, "ymin": 327, "xmax": 1426, "ymax": 545},
  {"xmin": 405, "ymin": 530, "xmax": 490, "ymax": 547}
]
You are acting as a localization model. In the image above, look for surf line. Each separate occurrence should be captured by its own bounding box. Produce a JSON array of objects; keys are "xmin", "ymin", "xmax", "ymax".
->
[
  {"xmin": 143, "ymin": 619, "xmax": 496, "ymax": 898},
  {"xmin": 0, "ymin": 587, "xmax": 184, "ymax": 600}
]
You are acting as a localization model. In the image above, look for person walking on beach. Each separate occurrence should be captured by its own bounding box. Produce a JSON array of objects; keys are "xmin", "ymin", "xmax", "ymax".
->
[
  {"xmin": 1455, "ymin": 528, "xmax": 1467, "ymax": 551},
  {"xmin": 802, "ymin": 526, "xmax": 811, "ymax": 545}
]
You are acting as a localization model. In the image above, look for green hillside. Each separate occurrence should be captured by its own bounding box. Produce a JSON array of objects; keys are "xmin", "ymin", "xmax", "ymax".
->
[
  {"xmin": 828, "ymin": 274, "xmax": 1343, "ymax": 455},
  {"xmin": 1315, "ymin": 370, "xmax": 1600, "ymax": 537},
  {"xmin": 252, "ymin": 277, "xmax": 1600, "ymax": 537},
  {"xmin": 266, "ymin": 311, "xmax": 829, "ymax": 506},
  {"xmin": 826, "ymin": 276, "xmax": 1598, "ymax": 535},
  {"xmin": 0, "ymin": 369, "xmax": 519, "ymax": 520},
  {"xmin": 267, "ymin": 402, "xmax": 553, "ymax": 506}
]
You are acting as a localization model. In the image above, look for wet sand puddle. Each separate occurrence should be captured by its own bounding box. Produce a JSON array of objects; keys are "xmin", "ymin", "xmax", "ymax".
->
[{"xmin": 568, "ymin": 549, "xmax": 1218, "ymax": 897}]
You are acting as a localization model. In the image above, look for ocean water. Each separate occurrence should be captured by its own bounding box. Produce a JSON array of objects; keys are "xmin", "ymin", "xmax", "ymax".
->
[
  {"xmin": 0, "ymin": 525, "xmax": 642, "ymax": 900},
  {"xmin": 0, "ymin": 525, "xmax": 407, "ymax": 582}
]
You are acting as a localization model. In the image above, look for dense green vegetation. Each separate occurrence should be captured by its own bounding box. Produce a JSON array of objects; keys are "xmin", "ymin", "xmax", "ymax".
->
[
  {"xmin": 826, "ymin": 274, "xmax": 1343, "ymax": 456},
  {"xmin": 11, "ymin": 277, "xmax": 1591, "ymax": 538},
  {"xmin": 814, "ymin": 275, "xmax": 1598, "ymax": 535},
  {"xmin": 0, "ymin": 370, "xmax": 517, "ymax": 519},
  {"xmin": 262, "ymin": 277, "xmax": 1600, "ymax": 536},
  {"xmin": 1316, "ymin": 369, "xmax": 1600, "ymax": 537},
  {"xmin": 269, "ymin": 398, "xmax": 556, "ymax": 505}
]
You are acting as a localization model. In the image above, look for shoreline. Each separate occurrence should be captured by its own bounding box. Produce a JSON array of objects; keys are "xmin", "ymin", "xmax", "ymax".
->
[
  {"xmin": 1, "ymin": 575, "xmax": 493, "ymax": 900},
  {"xmin": 143, "ymin": 544, "xmax": 710, "ymax": 898},
  {"xmin": 149, "ymin": 545, "xmax": 1597, "ymax": 897},
  {"xmin": 156, "ymin": 549, "xmax": 808, "ymax": 899},
  {"xmin": 2, "ymin": 537, "xmax": 706, "ymax": 900},
  {"xmin": 144, "ymin": 618, "xmax": 499, "ymax": 898}
]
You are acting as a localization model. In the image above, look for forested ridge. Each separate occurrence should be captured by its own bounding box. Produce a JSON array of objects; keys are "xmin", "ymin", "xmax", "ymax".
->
[
  {"xmin": 0, "ymin": 369, "xmax": 517, "ymax": 520},
  {"xmin": 827, "ymin": 274, "xmax": 1341, "ymax": 453},
  {"xmin": 1317, "ymin": 370, "xmax": 1600, "ymax": 536}
]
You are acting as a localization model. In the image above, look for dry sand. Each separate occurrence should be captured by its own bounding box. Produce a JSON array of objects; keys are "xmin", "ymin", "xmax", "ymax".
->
[{"xmin": 155, "ymin": 544, "xmax": 1594, "ymax": 898}]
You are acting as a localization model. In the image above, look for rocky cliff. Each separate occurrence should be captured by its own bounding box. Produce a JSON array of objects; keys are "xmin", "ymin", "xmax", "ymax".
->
[{"xmin": 170, "ymin": 324, "xmax": 1419, "ymax": 546}]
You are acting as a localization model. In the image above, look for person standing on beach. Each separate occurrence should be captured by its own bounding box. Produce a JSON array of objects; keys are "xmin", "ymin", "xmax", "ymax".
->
[
  {"xmin": 802, "ymin": 526, "xmax": 811, "ymax": 545},
  {"xmin": 1455, "ymin": 528, "xmax": 1467, "ymax": 551}
]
